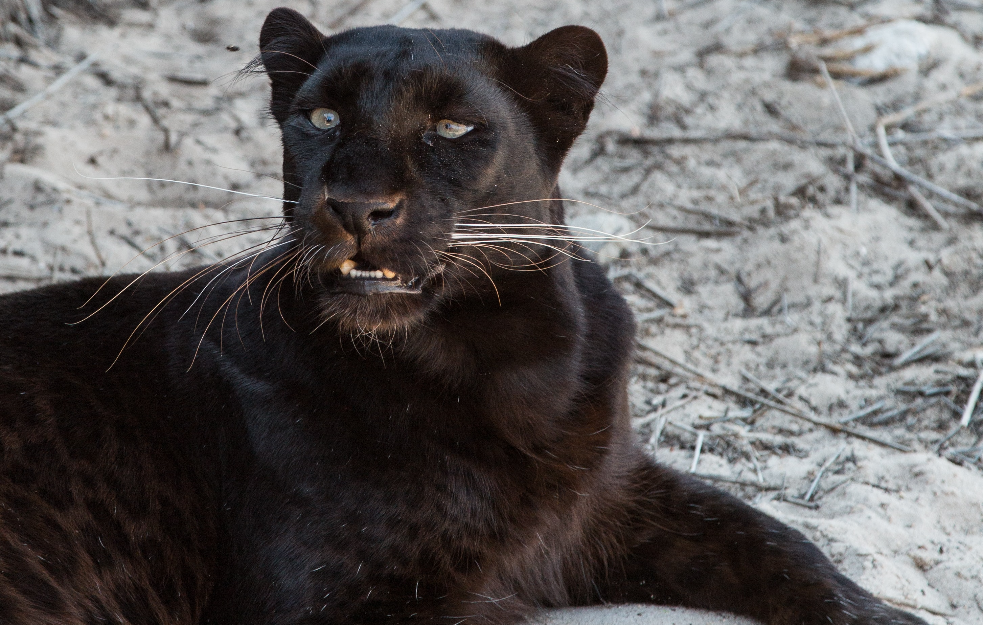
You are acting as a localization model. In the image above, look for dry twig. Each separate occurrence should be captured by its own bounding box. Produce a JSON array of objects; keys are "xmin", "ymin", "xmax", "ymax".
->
[
  {"xmin": 879, "ymin": 82, "xmax": 983, "ymax": 129},
  {"xmin": 647, "ymin": 223, "xmax": 739, "ymax": 236},
  {"xmin": 634, "ymin": 394, "xmax": 699, "ymax": 427},
  {"xmin": 839, "ymin": 400, "xmax": 886, "ymax": 424},
  {"xmin": 804, "ymin": 444, "xmax": 847, "ymax": 501},
  {"xmin": 669, "ymin": 203, "xmax": 748, "ymax": 227},
  {"xmin": 694, "ymin": 473, "xmax": 780, "ymax": 490},
  {"xmin": 893, "ymin": 331, "xmax": 943, "ymax": 368},
  {"xmin": 936, "ymin": 423, "xmax": 964, "ymax": 453},
  {"xmin": 876, "ymin": 125, "xmax": 948, "ymax": 228},
  {"xmin": 608, "ymin": 126, "xmax": 982, "ymax": 214},
  {"xmin": 871, "ymin": 82, "xmax": 983, "ymax": 227},
  {"xmin": 689, "ymin": 431, "xmax": 705, "ymax": 473},
  {"xmin": 328, "ymin": 0, "xmax": 375, "ymax": 29},
  {"xmin": 815, "ymin": 59, "xmax": 858, "ymax": 142},
  {"xmin": 0, "ymin": 53, "xmax": 99, "ymax": 127},
  {"xmin": 782, "ymin": 495, "xmax": 820, "ymax": 509},
  {"xmin": 624, "ymin": 273, "xmax": 679, "ymax": 308},
  {"xmin": 960, "ymin": 368, "xmax": 983, "ymax": 428},
  {"xmin": 869, "ymin": 398, "xmax": 939, "ymax": 426},
  {"xmin": 636, "ymin": 342, "xmax": 913, "ymax": 452},
  {"xmin": 600, "ymin": 129, "xmax": 844, "ymax": 149},
  {"xmin": 648, "ymin": 415, "xmax": 668, "ymax": 457},
  {"xmin": 785, "ymin": 19, "xmax": 892, "ymax": 48},
  {"xmin": 138, "ymin": 87, "xmax": 173, "ymax": 152},
  {"xmin": 85, "ymin": 207, "xmax": 106, "ymax": 269},
  {"xmin": 852, "ymin": 144, "xmax": 982, "ymax": 213},
  {"xmin": 739, "ymin": 369, "xmax": 790, "ymax": 407},
  {"xmin": 165, "ymin": 74, "xmax": 210, "ymax": 86},
  {"xmin": 880, "ymin": 128, "xmax": 983, "ymax": 144},
  {"xmin": 814, "ymin": 58, "xmax": 981, "ymax": 219}
]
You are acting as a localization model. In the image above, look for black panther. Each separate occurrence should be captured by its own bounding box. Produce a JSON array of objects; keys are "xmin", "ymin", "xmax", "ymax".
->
[{"xmin": 0, "ymin": 8, "xmax": 926, "ymax": 625}]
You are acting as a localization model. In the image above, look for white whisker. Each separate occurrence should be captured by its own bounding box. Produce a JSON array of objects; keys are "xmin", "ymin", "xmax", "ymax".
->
[
  {"xmin": 74, "ymin": 226, "xmax": 289, "ymax": 323},
  {"xmin": 180, "ymin": 238, "xmax": 297, "ymax": 321},
  {"xmin": 78, "ymin": 218, "xmax": 285, "ymax": 309},
  {"xmin": 458, "ymin": 241, "xmax": 587, "ymax": 265},
  {"xmin": 72, "ymin": 165, "xmax": 298, "ymax": 204},
  {"xmin": 457, "ymin": 198, "xmax": 646, "ymax": 216},
  {"xmin": 452, "ymin": 222, "xmax": 666, "ymax": 245}
]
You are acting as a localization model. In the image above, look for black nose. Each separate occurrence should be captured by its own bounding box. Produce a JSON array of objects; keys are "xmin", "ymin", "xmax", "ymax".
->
[{"xmin": 326, "ymin": 197, "xmax": 401, "ymax": 238}]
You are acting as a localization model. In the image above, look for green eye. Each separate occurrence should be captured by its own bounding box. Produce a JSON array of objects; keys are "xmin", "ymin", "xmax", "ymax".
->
[
  {"xmin": 436, "ymin": 119, "xmax": 473, "ymax": 139},
  {"xmin": 310, "ymin": 108, "xmax": 340, "ymax": 130}
]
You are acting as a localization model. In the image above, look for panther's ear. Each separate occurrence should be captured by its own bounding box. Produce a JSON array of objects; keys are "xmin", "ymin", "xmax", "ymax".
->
[
  {"xmin": 498, "ymin": 26, "xmax": 607, "ymax": 169},
  {"xmin": 259, "ymin": 8, "xmax": 327, "ymax": 121}
]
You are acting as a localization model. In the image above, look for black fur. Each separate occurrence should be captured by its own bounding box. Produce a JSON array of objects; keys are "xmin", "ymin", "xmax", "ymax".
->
[{"xmin": 0, "ymin": 8, "xmax": 926, "ymax": 625}]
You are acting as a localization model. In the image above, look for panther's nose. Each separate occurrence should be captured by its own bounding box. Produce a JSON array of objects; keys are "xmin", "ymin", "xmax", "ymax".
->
[{"xmin": 326, "ymin": 196, "xmax": 402, "ymax": 238}]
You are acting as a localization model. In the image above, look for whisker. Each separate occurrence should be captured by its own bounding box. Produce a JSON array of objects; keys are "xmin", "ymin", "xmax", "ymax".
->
[
  {"xmin": 460, "ymin": 247, "xmax": 541, "ymax": 272},
  {"xmin": 75, "ymin": 225, "xmax": 287, "ymax": 323},
  {"xmin": 181, "ymin": 237, "xmax": 297, "ymax": 323},
  {"xmin": 241, "ymin": 223, "xmax": 295, "ymax": 306},
  {"xmin": 258, "ymin": 49, "xmax": 319, "ymax": 71},
  {"xmin": 461, "ymin": 240, "xmax": 545, "ymax": 270},
  {"xmin": 457, "ymin": 198, "xmax": 646, "ymax": 216},
  {"xmin": 436, "ymin": 251, "xmax": 501, "ymax": 304},
  {"xmin": 452, "ymin": 222, "xmax": 665, "ymax": 245},
  {"xmin": 213, "ymin": 163, "xmax": 302, "ymax": 189},
  {"xmin": 106, "ymin": 242, "xmax": 286, "ymax": 370},
  {"xmin": 229, "ymin": 245, "xmax": 303, "ymax": 350},
  {"xmin": 259, "ymin": 246, "xmax": 308, "ymax": 324},
  {"xmin": 188, "ymin": 247, "xmax": 304, "ymax": 369},
  {"xmin": 214, "ymin": 247, "xmax": 301, "ymax": 358},
  {"xmin": 228, "ymin": 240, "xmax": 299, "ymax": 342},
  {"xmin": 471, "ymin": 241, "xmax": 574, "ymax": 270},
  {"xmin": 73, "ymin": 165, "xmax": 298, "ymax": 204},
  {"xmin": 274, "ymin": 269, "xmax": 297, "ymax": 333},
  {"xmin": 129, "ymin": 236, "xmax": 296, "ymax": 347},
  {"xmin": 291, "ymin": 243, "xmax": 320, "ymax": 293},
  {"xmin": 453, "ymin": 233, "xmax": 643, "ymax": 242},
  {"xmin": 455, "ymin": 240, "xmax": 589, "ymax": 265},
  {"xmin": 192, "ymin": 233, "xmax": 297, "ymax": 325},
  {"xmin": 436, "ymin": 252, "xmax": 482, "ymax": 291},
  {"xmin": 79, "ymin": 217, "xmax": 285, "ymax": 309},
  {"xmin": 263, "ymin": 69, "xmax": 316, "ymax": 77}
]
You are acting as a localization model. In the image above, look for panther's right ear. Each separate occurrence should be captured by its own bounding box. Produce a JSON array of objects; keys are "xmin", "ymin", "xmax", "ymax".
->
[
  {"xmin": 259, "ymin": 8, "xmax": 327, "ymax": 121},
  {"xmin": 495, "ymin": 26, "xmax": 607, "ymax": 172}
]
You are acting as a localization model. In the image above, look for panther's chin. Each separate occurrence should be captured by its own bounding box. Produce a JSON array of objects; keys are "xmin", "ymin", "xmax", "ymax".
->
[{"xmin": 316, "ymin": 289, "xmax": 434, "ymax": 335}]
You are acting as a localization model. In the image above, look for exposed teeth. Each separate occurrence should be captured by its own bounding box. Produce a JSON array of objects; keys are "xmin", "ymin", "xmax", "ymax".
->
[
  {"xmin": 339, "ymin": 262, "xmax": 400, "ymax": 280},
  {"xmin": 349, "ymin": 269, "xmax": 384, "ymax": 279}
]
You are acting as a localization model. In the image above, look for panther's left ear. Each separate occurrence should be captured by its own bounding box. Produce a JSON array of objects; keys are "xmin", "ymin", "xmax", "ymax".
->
[
  {"xmin": 498, "ymin": 26, "xmax": 608, "ymax": 169},
  {"xmin": 259, "ymin": 8, "xmax": 328, "ymax": 122}
]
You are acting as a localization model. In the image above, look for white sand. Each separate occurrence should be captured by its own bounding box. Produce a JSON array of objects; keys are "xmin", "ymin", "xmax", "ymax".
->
[
  {"xmin": 1, "ymin": 1, "xmax": 982, "ymax": 623},
  {"xmin": 534, "ymin": 605, "xmax": 756, "ymax": 625}
]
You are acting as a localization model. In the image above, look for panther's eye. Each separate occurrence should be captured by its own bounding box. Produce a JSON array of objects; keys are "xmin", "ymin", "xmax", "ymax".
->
[
  {"xmin": 310, "ymin": 108, "xmax": 340, "ymax": 130},
  {"xmin": 436, "ymin": 119, "xmax": 473, "ymax": 139}
]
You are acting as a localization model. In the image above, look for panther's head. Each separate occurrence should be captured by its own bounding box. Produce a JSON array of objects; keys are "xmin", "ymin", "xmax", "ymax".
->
[{"xmin": 257, "ymin": 8, "xmax": 607, "ymax": 333}]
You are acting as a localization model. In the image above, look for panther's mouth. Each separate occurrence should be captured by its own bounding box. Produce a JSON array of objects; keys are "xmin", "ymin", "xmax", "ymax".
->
[{"xmin": 333, "ymin": 258, "xmax": 423, "ymax": 295}]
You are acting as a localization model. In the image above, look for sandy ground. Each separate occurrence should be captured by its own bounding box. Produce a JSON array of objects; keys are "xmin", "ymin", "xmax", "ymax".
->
[{"xmin": 2, "ymin": 0, "xmax": 983, "ymax": 624}]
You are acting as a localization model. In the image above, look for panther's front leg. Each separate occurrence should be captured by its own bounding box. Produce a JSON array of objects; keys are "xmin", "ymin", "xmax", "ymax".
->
[{"xmin": 596, "ymin": 459, "xmax": 926, "ymax": 625}]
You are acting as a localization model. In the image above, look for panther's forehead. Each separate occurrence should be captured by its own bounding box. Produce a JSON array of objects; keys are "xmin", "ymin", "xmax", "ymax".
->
[
  {"xmin": 325, "ymin": 25, "xmax": 495, "ymax": 67},
  {"xmin": 294, "ymin": 29, "xmax": 502, "ymax": 131},
  {"xmin": 299, "ymin": 57, "xmax": 486, "ymax": 103}
]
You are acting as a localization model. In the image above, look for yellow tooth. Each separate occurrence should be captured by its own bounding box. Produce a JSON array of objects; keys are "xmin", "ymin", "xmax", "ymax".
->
[
  {"xmin": 382, "ymin": 269, "xmax": 397, "ymax": 280},
  {"xmin": 340, "ymin": 259, "xmax": 356, "ymax": 276}
]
